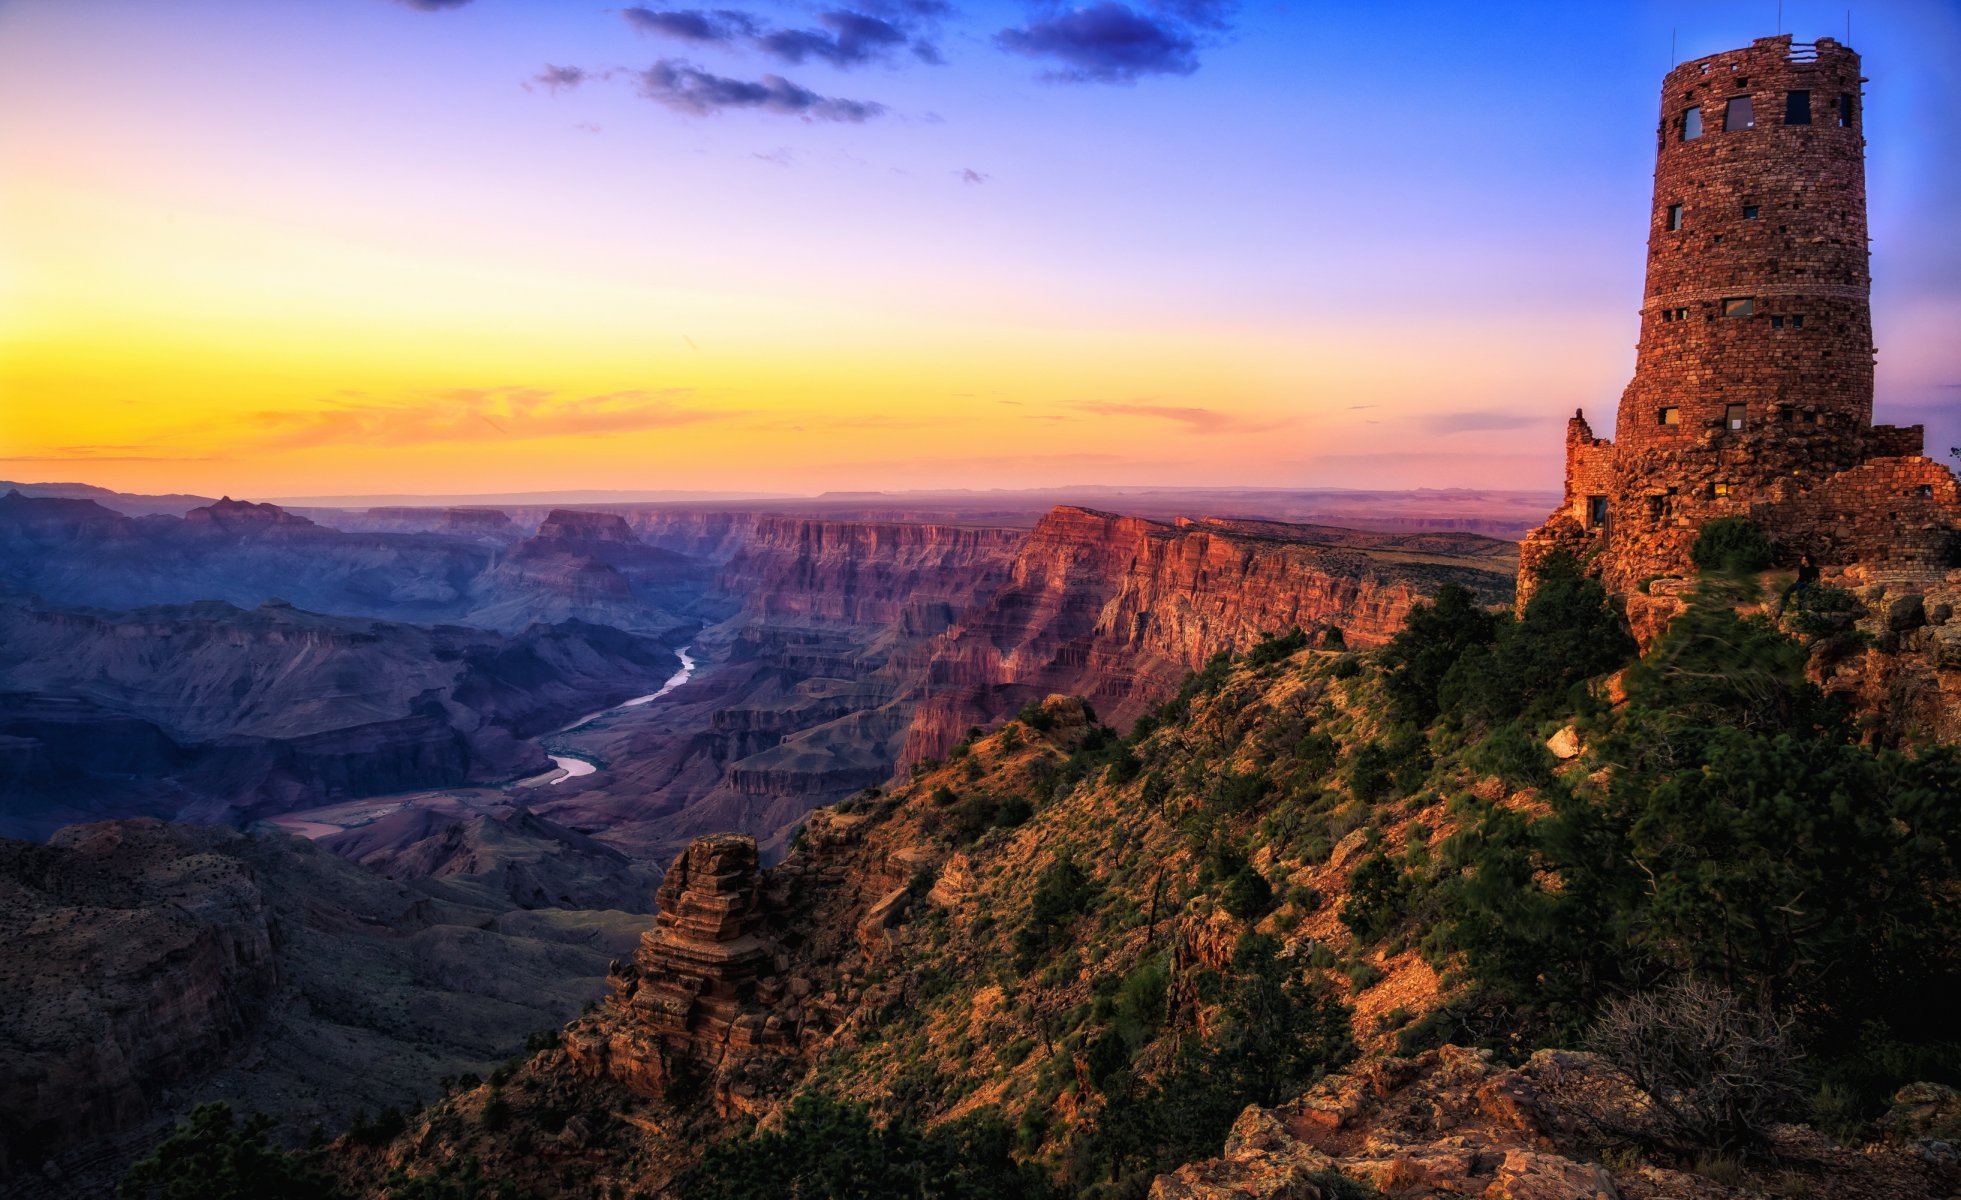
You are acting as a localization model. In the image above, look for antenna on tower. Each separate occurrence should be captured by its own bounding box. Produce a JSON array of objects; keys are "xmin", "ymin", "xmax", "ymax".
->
[
  {"xmin": 1670, "ymin": 27, "xmax": 1677, "ymax": 68},
  {"xmin": 1777, "ymin": 0, "xmax": 1783, "ymax": 35}
]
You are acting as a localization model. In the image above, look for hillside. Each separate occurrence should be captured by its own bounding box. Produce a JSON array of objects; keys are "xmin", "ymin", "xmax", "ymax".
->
[
  {"xmin": 316, "ymin": 558, "xmax": 1961, "ymax": 1200},
  {"xmin": 0, "ymin": 820, "xmax": 650, "ymax": 1194}
]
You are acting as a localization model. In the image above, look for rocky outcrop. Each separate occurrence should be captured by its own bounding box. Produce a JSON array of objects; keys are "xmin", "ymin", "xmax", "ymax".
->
[
  {"xmin": 567, "ymin": 835, "xmax": 797, "ymax": 1107},
  {"xmin": 1807, "ymin": 566, "xmax": 1961, "ymax": 745},
  {"xmin": 901, "ymin": 507, "xmax": 1516, "ymax": 762},
  {"xmin": 0, "ymin": 822, "xmax": 277, "ymax": 1177},
  {"xmin": 0, "ymin": 818, "xmax": 648, "ymax": 1190},
  {"xmin": 1154, "ymin": 1040, "xmax": 1957, "ymax": 1200}
]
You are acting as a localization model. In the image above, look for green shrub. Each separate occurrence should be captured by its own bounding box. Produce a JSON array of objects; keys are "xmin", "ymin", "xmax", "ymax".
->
[
  {"xmin": 120, "ymin": 1104, "xmax": 342, "ymax": 1200},
  {"xmin": 1691, "ymin": 517, "xmax": 1773, "ymax": 574}
]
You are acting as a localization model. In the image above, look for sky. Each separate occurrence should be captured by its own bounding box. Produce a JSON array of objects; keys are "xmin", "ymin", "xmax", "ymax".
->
[{"xmin": 0, "ymin": 0, "xmax": 1956, "ymax": 500}]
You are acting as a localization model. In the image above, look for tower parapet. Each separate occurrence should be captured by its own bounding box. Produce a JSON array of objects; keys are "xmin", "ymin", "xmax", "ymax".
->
[{"xmin": 1520, "ymin": 34, "xmax": 1958, "ymax": 600}]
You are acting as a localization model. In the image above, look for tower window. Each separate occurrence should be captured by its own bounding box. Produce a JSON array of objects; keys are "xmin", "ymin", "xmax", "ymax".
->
[
  {"xmin": 1920, "ymin": 484, "xmax": 1936, "ymax": 498},
  {"xmin": 1785, "ymin": 89, "xmax": 1811, "ymax": 125},
  {"xmin": 1742, "ymin": 205, "xmax": 1759, "ymax": 219},
  {"xmin": 1683, "ymin": 106, "xmax": 1704, "ymax": 140},
  {"xmin": 1586, "ymin": 496, "xmax": 1609, "ymax": 527},
  {"xmin": 1666, "ymin": 204, "xmax": 1683, "ymax": 230},
  {"xmin": 1723, "ymin": 297, "xmax": 1755, "ymax": 317},
  {"xmin": 1791, "ymin": 314, "xmax": 1804, "ymax": 328},
  {"xmin": 1771, "ymin": 315, "xmax": 1783, "ymax": 329},
  {"xmin": 1713, "ymin": 481, "xmax": 1735, "ymax": 497},
  {"xmin": 1726, "ymin": 404, "xmax": 1746, "ymax": 430},
  {"xmin": 1838, "ymin": 94, "xmax": 1856, "ymax": 127},
  {"xmin": 1658, "ymin": 407, "xmax": 1680, "ymax": 426},
  {"xmin": 1725, "ymin": 96, "xmax": 1755, "ymax": 131}
]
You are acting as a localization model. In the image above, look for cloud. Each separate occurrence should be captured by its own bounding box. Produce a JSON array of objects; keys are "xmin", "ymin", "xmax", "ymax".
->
[
  {"xmin": 997, "ymin": 3, "xmax": 1199, "ymax": 82},
  {"xmin": 0, "ymin": 449, "xmax": 223, "ymax": 463},
  {"xmin": 531, "ymin": 64, "xmax": 587, "ymax": 94},
  {"xmin": 624, "ymin": 6, "xmax": 942, "ymax": 66},
  {"xmin": 956, "ymin": 167, "xmax": 988, "ymax": 184},
  {"xmin": 1073, "ymin": 401, "xmax": 1285, "ymax": 434},
  {"xmin": 1426, "ymin": 410, "xmax": 1546, "ymax": 434},
  {"xmin": 635, "ymin": 60, "xmax": 885, "ymax": 121},
  {"xmin": 622, "ymin": 7, "xmax": 759, "ymax": 44},
  {"xmin": 1151, "ymin": 0, "xmax": 1235, "ymax": 30},
  {"xmin": 201, "ymin": 387, "xmax": 738, "ymax": 453},
  {"xmin": 757, "ymin": 11, "xmax": 908, "ymax": 67}
]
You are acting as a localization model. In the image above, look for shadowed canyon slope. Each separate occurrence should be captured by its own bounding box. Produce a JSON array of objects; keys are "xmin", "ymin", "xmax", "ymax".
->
[
  {"xmin": 0, "ymin": 818, "xmax": 647, "ymax": 1191},
  {"xmin": 0, "ymin": 597, "xmax": 687, "ymax": 839}
]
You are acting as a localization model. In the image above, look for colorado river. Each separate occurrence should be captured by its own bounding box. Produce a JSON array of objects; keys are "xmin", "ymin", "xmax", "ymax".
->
[{"xmin": 544, "ymin": 645, "xmax": 695, "ymax": 783}]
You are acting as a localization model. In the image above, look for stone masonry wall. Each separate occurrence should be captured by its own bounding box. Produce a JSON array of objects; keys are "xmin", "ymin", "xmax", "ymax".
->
[{"xmin": 1519, "ymin": 35, "xmax": 1961, "ymax": 603}]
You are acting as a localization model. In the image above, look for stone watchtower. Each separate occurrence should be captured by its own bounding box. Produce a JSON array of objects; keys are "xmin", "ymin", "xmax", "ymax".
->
[{"xmin": 1521, "ymin": 35, "xmax": 1959, "ymax": 599}]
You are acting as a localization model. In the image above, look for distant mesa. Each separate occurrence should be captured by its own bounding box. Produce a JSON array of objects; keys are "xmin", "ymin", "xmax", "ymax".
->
[
  {"xmin": 182, "ymin": 496, "xmax": 317, "ymax": 531},
  {"xmin": 533, "ymin": 508, "xmax": 638, "ymax": 543}
]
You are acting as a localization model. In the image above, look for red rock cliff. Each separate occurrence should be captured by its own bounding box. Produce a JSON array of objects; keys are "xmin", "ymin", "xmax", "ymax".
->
[
  {"xmin": 714, "ymin": 517, "xmax": 1025, "ymax": 628},
  {"xmin": 901, "ymin": 507, "xmax": 1514, "ymax": 763}
]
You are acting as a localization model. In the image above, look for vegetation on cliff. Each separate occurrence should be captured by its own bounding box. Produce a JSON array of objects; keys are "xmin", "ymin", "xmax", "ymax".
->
[{"xmin": 317, "ymin": 546, "xmax": 1959, "ymax": 1199}]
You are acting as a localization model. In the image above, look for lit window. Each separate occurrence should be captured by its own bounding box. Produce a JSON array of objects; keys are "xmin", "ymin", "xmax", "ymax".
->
[
  {"xmin": 1683, "ymin": 106, "xmax": 1704, "ymax": 140},
  {"xmin": 1658, "ymin": 407, "xmax": 1680, "ymax": 426},
  {"xmin": 1726, "ymin": 404, "xmax": 1746, "ymax": 430},
  {"xmin": 1713, "ymin": 481, "xmax": 1734, "ymax": 497},
  {"xmin": 1838, "ymin": 93, "xmax": 1856, "ymax": 127},
  {"xmin": 1725, "ymin": 96, "xmax": 1755, "ymax": 131},
  {"xmin": 1742, "ymin": 205, "xmax": 1759, "ymax": 219},
  {"xmin": 1723, "ymin": 297, "xmax": 1755, "ymax": 317},
  {"xmin": 1785, "ymin": 90, "xmax": 1811, "ymax": 125},
  {"xmin": 1667, "ymin": 204, "xmax": 1683, "ymax": 230}
]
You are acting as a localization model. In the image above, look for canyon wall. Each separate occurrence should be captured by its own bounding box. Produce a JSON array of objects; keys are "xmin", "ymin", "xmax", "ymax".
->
[
  {"xmin": 715, "ymin": 516, "xmax": 1025, "ymax": 628},
  {"xmin": 900, "ymin": 507, "xmax": 1516, "ymax": 763},
  {"xmin": 0, "ymin": 818, "xmax": 649, "ymax": 1190}
]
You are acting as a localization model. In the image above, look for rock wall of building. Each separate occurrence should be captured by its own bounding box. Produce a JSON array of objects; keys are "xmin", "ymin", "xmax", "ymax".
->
[{"xmin": 1520, "ymin": 35, "xmax": 1960, "ymax": 603}]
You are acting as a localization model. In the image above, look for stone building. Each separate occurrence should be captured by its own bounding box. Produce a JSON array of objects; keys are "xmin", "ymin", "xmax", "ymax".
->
[{"xmin": 1520, "ymin": 35, "xmax": 1959, "ymax": 599}]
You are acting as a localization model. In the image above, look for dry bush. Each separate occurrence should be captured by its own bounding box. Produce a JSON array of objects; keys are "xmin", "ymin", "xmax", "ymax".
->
[{"xmin": 1575, "ymin": 978, "xmax": 1802, "ymax": 1157}]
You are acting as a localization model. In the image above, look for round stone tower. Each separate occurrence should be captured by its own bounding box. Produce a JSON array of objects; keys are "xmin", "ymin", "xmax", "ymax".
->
[
  {"xmin": 1607, "ymin": 36, "xmax": 1873, "ymax": 585},
  {"xmin": 1519, "ymin": 34, "xmax": 1959, "ymax": 602}
]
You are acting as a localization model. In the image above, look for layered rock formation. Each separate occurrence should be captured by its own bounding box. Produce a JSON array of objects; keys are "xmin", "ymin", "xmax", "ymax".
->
[
  {"xmin": 520, "ymin": 518, "xmax": 1027, "ymax": 862},
  {"xmin": 319, "ymin": 803, "xmax": 662, "ymax": 912},
  {"xmin": 900, "ymin": 506, "xmax": 1516, "ymax": 762},
  {"xmin": 715, "ymin": 517, "xmax": 1024, "ymax": 627},
  {"xmin": 0, "ymin": 598, "xmax": 688, "ymax": 836},
  {"xmin": 568, "ymin": 835, "xmax": 797, "ymax": 1106},
  {"xmin": 0, "ymin": 818, "xmax": 648, "ymax": 1190}
]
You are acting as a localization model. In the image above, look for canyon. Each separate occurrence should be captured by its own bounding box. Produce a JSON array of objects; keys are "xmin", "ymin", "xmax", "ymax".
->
[{"xmin": 0, "ymin": 481, "xmax": 1532, "ymax": 1192}]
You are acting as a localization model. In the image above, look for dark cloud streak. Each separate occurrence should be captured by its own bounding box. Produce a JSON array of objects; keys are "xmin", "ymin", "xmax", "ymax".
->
[
  {"xmin": 635, "ymin": 60, "xmax": 886, "ymax": 121},
  {"xmin": 531, "ymin": 64, "xmax": 587, "ymax": 94},
  {"xmin": 622, "ymin": 7, "xmax": 759, "ymax": 44},
  {"xmin": 623, "ymin": 5, "xmax": 942, "ymax": 67},
  {"xmin": 997, "ymin": 2, "xmax": 1200, "ymax": 83}
]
